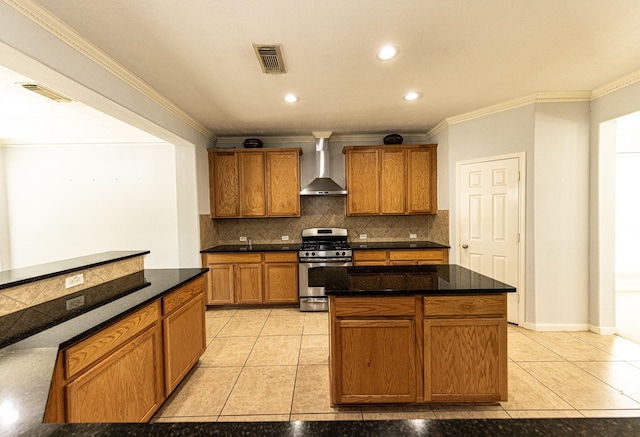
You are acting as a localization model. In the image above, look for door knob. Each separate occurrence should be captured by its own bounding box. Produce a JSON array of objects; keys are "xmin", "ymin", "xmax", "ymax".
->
[{"xmin": 461, "ymin": 244, "xmax": 469, "ymax": 249}]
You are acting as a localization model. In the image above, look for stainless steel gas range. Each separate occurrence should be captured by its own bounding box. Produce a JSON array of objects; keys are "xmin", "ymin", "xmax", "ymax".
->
[{"xmin": 298, "ymin": 227, "xmax": 352, "ymax": 311}]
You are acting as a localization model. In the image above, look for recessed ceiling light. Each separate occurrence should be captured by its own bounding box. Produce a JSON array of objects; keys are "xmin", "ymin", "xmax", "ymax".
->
[
  {"xmin": 403, "ymin": 92, "xmax": 422, "ymax": 101},
  {"xmin": 377, "ymin": 45, "xmax": 399, "ymax": 61},
  {"xmin": 284, "ymin": 93, "xmax": 299, "ymax": 103}
]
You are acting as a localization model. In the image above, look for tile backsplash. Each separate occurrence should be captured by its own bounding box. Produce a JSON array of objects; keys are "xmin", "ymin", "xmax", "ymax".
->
[{"xmin": 201, "ymin": 197, "xmax": 449, "ymax": 249}]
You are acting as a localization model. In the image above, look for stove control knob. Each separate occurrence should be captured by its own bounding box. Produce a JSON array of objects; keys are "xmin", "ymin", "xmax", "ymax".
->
[
  {"xmin": 341, "ymin": 251, "xmax": 346, "ymax": 256},
  {"xmin": 311, "ymin": 252, "xmax": 316, "ymax": 256},
  {"xmin": 305, "ymin": 252, "xmax": 309, "ymax": 257},
  {"xmin": 335, "ymin": 251, "xmax": 340, "ymax": 256}
]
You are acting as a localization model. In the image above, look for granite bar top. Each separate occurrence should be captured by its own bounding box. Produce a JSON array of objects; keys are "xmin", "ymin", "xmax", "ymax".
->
[
  {"xmin": 0, "ymin": 268, "xmax": 207, "ymax": 437},
  {"xmin": 324, "ymin": 264, "xmax": 516, "ymax": 296},
  {"xmin": 0, "ymin": 250, "xmax": 150, "ymax": 290}
]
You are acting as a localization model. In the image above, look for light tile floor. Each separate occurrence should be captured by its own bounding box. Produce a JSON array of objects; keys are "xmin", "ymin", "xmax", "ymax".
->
[{"xmin": 153, "ymin": 307, "xmax": 640, "ymax": 422}]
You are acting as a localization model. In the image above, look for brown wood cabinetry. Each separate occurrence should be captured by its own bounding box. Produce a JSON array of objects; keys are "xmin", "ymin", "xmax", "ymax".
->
[
  {"xmin": 353, "ymin": 249, "xmax": 449, "ymax": 266},
  {"xmin": 203, "ymin": 251, "xmax": 298, "ymax": 305},
  {"xmin": 66, "ymin": 322, "xmax": 163, "ymax": 422},
  {"xmin": 330, "ymin": 297, "xmax": 416, "ymax": 404},
  {"xmin": 329, "ymin": 292, "xmax": 508, "ymax": 405},
  {"xmin": 162, "ymin": 277, "xmax": 206, "ymax": 395},
  {"xmin": 263, "ymin": 252, "xmax": 299, "ymax": 304},
  {"xmin": 45, "ymin": 276, "xmax": 207, "ymax": 423},
  {"xmin": 423, "ymin": 295, "xmax": 507, "ymax": 402},
  {"xmin": 208, "ymin": 148, "xmax": 302, "ymax": 218},
  {"xmin": 344, "ymin": 144, "xmax": 437, "ymax": 216}
]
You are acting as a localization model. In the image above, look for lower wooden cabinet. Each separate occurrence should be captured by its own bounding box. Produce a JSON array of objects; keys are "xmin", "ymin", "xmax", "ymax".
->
[
  {"xmin": 66, "ymin": 323, "xmax": 164, "ymax": 422},
  {"xmin": 353, "ymin": 249, "xmax": 449, "ymax": 266},
  {"xmin": 45, "ymin": 275, "xmax": 207, "ymax": 423},
  {"xmin": 332, "ymin": 318, "xmax": 416, "ymax": 404},
  {"xmin": 423, "ymin": 294, "xmax": 507, "ymax": 402},
  {"xmin": 329, "ymin": 293, "xmax": 508, "ymax": 405},
  {"xmin": 203, "ymin": 252, "xmax": 298, "ymax": 305},
  {"xmin": 330, "ymin": 296, "xmax": 417, "ymax": 404},
  {"xmin": 163, "ymin": 293, "xmax": 206, "ymax": 395},
  {"xmin": 424, "ymin": 318, "xmax": 506, "ymax": 402}
]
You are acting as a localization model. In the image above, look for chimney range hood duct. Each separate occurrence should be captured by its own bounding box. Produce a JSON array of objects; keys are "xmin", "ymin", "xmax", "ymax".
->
[{"xmin": 300, "ymin": 131, "xmax": 347, "ymax": 196}]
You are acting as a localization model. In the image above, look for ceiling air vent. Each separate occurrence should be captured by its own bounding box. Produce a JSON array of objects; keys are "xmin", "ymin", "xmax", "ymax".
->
[
  {"xmin": 19, "ymin": 83, "xmax": 73, "ymax": 102},
  {"xmin": 253, "ymin": 44, "xmax": 286, "ymax": 74}
]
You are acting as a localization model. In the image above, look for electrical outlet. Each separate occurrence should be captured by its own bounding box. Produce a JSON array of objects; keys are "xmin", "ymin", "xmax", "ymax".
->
[
  {"xmin": 410, "ymin": 233, "xmax": 417, "ymax": 239},
  {"xmin": 66, "ymin": 295, "xmax": 85, "ymax": 311},
  {"xmin": 65, "ymin": 273, "xmax": 84, "ymax": 289},
  {"xmin": 281, "ymin": 235, "xmax": 289, "ymax": 241},
  {"xmin": 360, "ymin": 234, "xmax": 367, "ymax": 240},
  {"xmin": 239, "ymin": 236, "xmax": 247, "ymax": 242}
]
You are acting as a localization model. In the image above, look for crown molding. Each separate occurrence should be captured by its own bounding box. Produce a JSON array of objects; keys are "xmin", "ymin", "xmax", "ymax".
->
[
  {"xmin": 592, "ymin": 69, "xmax": 640, "ymax": 100},
  {"xmin": 4, "ymin": 0, "xmax": 212, "ymax": 139},
  {"xmin": 428, "ymin": 91, "xmax": 592, "ymax": 138}
]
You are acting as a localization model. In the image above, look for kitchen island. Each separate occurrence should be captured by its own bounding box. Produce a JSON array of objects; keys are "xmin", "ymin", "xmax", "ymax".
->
[{"xmin": 325, "ymin": 264, "xmax": 515, "ymax": 405}]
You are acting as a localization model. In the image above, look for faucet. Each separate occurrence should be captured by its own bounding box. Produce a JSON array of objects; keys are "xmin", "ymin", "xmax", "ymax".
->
[{"xmin": 248, "ymin": 239, "xmax": 253, "ymax": 249}]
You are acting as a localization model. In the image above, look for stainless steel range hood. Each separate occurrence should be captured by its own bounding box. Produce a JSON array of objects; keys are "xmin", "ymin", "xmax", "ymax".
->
[{"xmin": 300, "ymin": 131, "xmax": 347, "ymax": 196}]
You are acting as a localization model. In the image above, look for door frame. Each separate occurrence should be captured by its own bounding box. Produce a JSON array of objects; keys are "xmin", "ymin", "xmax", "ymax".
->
[{"xmin": 455, "ymin": 152, "xmax": 527, "ymax": 326}]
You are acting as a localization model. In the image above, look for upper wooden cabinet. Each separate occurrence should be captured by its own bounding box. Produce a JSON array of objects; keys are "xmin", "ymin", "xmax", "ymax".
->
[
  {"xmin": 343, "ymin": 144, "xmax": 437, "ymax": 216},
  {"xmin": 208, "ymin": 148, "xmax": 302, "ymax": 218}
]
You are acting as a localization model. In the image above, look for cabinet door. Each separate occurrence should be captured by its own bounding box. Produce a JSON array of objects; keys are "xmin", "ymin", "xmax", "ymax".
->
[
  {"xmin": 239, "ymin": 152, "xmax": 266, "ymax": 216},
  {"xmin": 207, "ymin": 264, "xmax": 235, "ymax": 304},
  {"xmin": 210, "ymin": 152, "xmax": 239, "ymax": 217},
  {"xmin": 346, "ymin": 149, "xmax": 380, "ymax": 215},
  {"xmin": 264, "ymin": 263, "xmax": 299, "ymax": 303},
  {"xmin": 407, "ymin": 147, "xmax": 437, "ymax": 214},
  {"xmin": 353, "ymin": 250, "xmax": 388, "ymax": 266},
  {"xmin": 163, "ymin": 293, "xmax": 206, "ymax": 395},
  {"xmin": 424, "ymin": 318, "xmax": 507, "ymax": 402},
  {"xmin": 380, "ymin": 149, "xmax": 406, "ymax": 214},
  {"xmin": 66, "ymin": 324, "xmax": 164, "ymax": 422},
  {"xmin": 267, "ymin": 150, "xmax": 301, "ymax": 217},
  {"xmin": 235, "ymin": 264, "xmax": 263, "ymax": 304},
  {"xmin": 332, "ymin": 319, "xmax": 416, "ymax": 404}
]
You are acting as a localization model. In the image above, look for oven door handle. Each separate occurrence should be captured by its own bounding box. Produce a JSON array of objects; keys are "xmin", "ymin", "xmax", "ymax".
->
[{"xmin": 299, "ymin": 257, "xmax": 353, "ymax": 263}]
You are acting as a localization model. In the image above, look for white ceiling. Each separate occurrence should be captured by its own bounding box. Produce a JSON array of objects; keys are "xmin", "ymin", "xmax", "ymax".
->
[{"xmin": 8, "ymin": 1, "xmax": 640, "ymax": 139}]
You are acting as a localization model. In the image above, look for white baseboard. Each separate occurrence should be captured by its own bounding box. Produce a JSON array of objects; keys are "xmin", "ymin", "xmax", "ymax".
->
[
  {"xmin": 589, "ymin": 325, "xmax": 618, "ymax": 335},
  {"xmin": 518, "ymin": 322, "xmax": 589, "ymax": 332}
]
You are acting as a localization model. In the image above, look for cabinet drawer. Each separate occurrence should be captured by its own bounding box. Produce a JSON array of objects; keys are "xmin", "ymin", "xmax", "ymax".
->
[
  {"xmin": 162, "ymin": 276, "xmax": 205, "ymax": 315},
  {"xmin": 333, "ymin": 296, "xmax": 415, "ymax": 317},
  {"xmin": 264, "ymin": 252, "xmax": 297, "ymax": 263},
  {"xmin": 206, "ymin": 253, "xmax": 262, "ymax": 263},
  {"xmin": 65, "ymin": 301, "xmax": 160, "ymax": 379},
  {"xmin": 424, "ymin": 294, "xmax": 506, "ymax": 318},
  {"xmin": 389, "ymin": 250, "xmax": 446, "ymax": 262},
  {"xmin": 353, "ymin": 250, "xmax": 387, "ymax": 262}
]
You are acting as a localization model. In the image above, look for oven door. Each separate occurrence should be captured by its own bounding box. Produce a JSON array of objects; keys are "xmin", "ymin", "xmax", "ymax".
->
[{"xmin": 299, "ymin": 260, "xmax": 352, "ymax": 298}]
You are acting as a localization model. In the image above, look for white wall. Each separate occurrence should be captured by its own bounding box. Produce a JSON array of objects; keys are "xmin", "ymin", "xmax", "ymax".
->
[
  {"xmin": 0, "ymin": 146, "xmax": 9, "ymax": 271},
  {"xmin": 3, "ymin": 143, "xmax": 180, "ymax": 269},
  {"xmin": 590, "ymin": 80, "xmax": 640, "ymax": 331},
  {"xmin": 532, "ymin": 102, "xmax": 590, "ymax": 328}
]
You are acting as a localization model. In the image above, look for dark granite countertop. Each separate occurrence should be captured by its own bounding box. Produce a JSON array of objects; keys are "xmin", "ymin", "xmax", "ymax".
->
[
  {"xmin": 349, "ymin": 241, "xmax": 450, "ymax": 250},
  {"xmin": 0, "ymin": 250, "xmax": 150, "ymax": 290},
  {"xmin": 0, "ymin": 268, "xmax": 207, "ymax": 437},
  {"xmin": 201, "ymin": 243, "xmax": 301, "ymax": 253},
  {"xmin": 325, "ymin": 264, "xmax": 516, "ymax": 296},
  {"xmin": 201, "ymin": 241, "xmax": 450, "ymax": 254}
]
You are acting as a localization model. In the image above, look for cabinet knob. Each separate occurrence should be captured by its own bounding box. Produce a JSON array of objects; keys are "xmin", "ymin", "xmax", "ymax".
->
[{"xmin": 461, "ymin": 244, "xmax": 469, "ymax": 249}]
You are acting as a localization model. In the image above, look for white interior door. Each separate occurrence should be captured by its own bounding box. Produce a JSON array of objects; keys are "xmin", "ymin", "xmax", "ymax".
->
[{"xmin": 458, "ymin": 156, "xmax": 521, "ymax": 324}]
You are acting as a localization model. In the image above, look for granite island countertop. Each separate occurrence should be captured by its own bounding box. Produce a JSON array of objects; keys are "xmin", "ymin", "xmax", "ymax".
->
[{"xmin": 324, "ymin": 264, "xmax": 515, "ymax": 296}]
